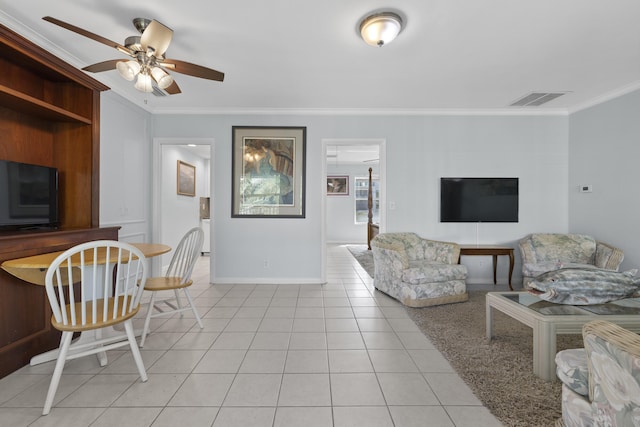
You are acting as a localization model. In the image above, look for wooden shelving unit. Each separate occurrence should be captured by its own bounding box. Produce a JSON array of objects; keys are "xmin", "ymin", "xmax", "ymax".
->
[
  {"xmin": 0, "ymin": 84, "xmax": 93, "ymax": 123},
  {"xmin": 0, "ymin": 23, "xmax": 113, "ymax": 378}
]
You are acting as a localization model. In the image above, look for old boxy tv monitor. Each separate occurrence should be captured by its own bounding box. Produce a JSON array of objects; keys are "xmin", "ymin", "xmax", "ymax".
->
[
  {"xmin": 440, "ymin": 177, "xmax": 519, "ymax": 223},
  {"xmin": 0, "ymin": 160, "xmax": 59, "ymax": 229}
]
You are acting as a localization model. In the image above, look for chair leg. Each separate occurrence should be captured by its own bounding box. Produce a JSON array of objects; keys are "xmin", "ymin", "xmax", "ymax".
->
[
  {"xmin": 183, "ymin": 288, "xmax": 203, "ymax": 329},
  {"xmin": 140, "ymin": 291, "xmax": 157, "ymax": 348},
  {"xmin": 94, "ymin": 328, "xmax": 108, "ymax": 367},
  {"xmin": 173, "ymin": 289, "xmax": 184, "ymax": 316},
  {"xmin": 42, "ymin": 331, "xmax": 73, "ymax": 415},
  {"xmin": 124, "ymin": 320, "xmax": 148, "ymax": 382}
]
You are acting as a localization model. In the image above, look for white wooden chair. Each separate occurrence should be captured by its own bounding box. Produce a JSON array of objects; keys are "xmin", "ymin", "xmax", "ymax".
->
[
  {"xmin": 140, "ymin": 227, "xmax": 204, "ymax": 347},
  {"xmin": 42, "ymin": 240, "xmax": 149, "ymax": 415}
]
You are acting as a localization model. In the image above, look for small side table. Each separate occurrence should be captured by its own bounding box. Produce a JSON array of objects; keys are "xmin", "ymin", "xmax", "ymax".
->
[{"xmin": 459, "ymin": 245, "xmax": 514, "ymax": 290}]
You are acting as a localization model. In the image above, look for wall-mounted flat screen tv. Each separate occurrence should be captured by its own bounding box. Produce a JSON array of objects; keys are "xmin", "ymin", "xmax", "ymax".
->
[
  {"xmin": 440, "ymin": 177, "xmax": 519, "ymax": 223},
  {"xmin": 0, "ymin": 160, "xmax": 59, "ymax": 229}
]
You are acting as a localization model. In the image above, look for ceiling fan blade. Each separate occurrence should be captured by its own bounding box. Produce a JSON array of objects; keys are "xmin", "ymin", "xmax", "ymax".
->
[
  {"xmin": 43, "ymin": 16, "xmax": 134, "ymax": 56},
  {"xmin": 82, "ymin": 59, "xmax": 122, "ymax": 73},
  {"xmin": 164, "ymin": 80, "xmax": 182, "ymax": 95},
  {"xmin": 162, "ymin": 59, "xmax": 224, "ymax": 82},
  {"xmin": 141, "ymin": 20, "xmax": 173, "ymax": 57}
]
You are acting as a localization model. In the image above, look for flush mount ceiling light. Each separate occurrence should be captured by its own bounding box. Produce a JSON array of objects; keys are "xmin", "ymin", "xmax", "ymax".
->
[{"xmin": 359, "ymin": 12, "xmax": 404, "ymax": 47}]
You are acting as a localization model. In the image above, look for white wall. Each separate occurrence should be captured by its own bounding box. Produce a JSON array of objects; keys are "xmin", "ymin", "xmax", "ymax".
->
[
  {"xmin": 99, "ymin": 89, "xmax": 640, "ymax": 285},
  {"xmin": 99, "ymin": 91, "xmax": 152, "ymax": 244},
  {"xmin": 326, "ymin": 163, "xmax": 374, "ymax": 244},
  {"xmin": 152, "ymin": 113, "xmax": 568, "ymax": 285},
  {"xmin": 569, "ymin": 89, "xmax": 640, "ymax": 272}
]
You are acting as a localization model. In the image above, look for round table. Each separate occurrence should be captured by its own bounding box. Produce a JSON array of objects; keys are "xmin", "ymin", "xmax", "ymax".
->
[
  {"xmin": 1, "ymin": 243, "xmax": 170, "ymax": 286},
  {"xmin": 0, "ymin": 242, "xmax": 171, "ymax": 365}
]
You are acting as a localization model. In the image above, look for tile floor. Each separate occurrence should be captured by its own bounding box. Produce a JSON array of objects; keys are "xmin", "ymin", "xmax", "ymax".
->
[{"xmin": 0, "ymin": 244, "xmax": 503, "ymax": 427}]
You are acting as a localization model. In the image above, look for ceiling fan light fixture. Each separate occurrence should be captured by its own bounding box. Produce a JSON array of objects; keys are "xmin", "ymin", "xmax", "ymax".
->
[
  {"xmin": 42, "ymin": 16, "xmax": 224, "ymax": 96},
  {"xmin": 359, "ymin": 12, "xmax": 403, "ymax": 47},
  {"xmin": 116, "ymin": 60, "xmax": 140, "ymax": 81},
  {"xmin": 134, "ymin": 71, "xmax": 154, "ymax": 93},
  {"xmin": 151, "ymin": 66, "xmax": 174, "ymax": 90}
]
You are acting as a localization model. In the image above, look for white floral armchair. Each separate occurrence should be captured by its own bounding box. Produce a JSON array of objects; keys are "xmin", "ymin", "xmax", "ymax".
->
[
  {"xmin": 370, "ymin": 232, "xmax": 468, "ymax": 307},
  {"xmin": 519, "ymin": 233, "xmax": 624, "ymax": 287},
  {"xmin": 555, "ymin": 320, "xmax": 640, "ymax": 427}
]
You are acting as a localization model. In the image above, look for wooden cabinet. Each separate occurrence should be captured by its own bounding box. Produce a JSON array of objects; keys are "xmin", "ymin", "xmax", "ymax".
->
[
  {"xmin": 0, "ymin": 24, "xmax": 108, "ymax": 228},
  {"xmin": 0, "ymin": 23, "xmax": 111, "ymax": 378}
]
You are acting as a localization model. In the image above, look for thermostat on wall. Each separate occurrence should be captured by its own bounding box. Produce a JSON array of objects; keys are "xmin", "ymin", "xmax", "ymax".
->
[{"xmin": 579, "ymin": 185, "xmax": 593, "ymax": 193}]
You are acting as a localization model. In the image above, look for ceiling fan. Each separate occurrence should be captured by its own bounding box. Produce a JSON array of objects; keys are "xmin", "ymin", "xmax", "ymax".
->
[{"xmin": 43, "ymin": 16, "xmax": 224, "ymax": 95}]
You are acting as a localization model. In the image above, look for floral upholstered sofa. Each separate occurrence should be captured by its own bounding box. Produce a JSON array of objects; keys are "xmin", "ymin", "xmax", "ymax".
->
[
  {"xmin": 555, "ymin": 320, "xmax": 640, "ymax": 427},
  {"xmin": 519, "ymin": 233, "xmax": 624, "ymax": 287},
  {"xmin": 370, "ymin": 232, "xmax": 468, "ymax": 307}
]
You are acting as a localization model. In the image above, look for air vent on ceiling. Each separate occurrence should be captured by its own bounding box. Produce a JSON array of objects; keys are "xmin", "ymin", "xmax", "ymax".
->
[{"xmin": 510, "ymin": 92, "xmax": 566, "ymax": 107}]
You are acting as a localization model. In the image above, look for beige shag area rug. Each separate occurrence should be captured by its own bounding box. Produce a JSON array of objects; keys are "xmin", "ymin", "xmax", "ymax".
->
[
  {"xmin": 407, "ymin": 292, "xmax": 583, "ymax": 427},
  {"xmin": 345, "ymin": 246, "xmax": 582, "ymax": 426}
]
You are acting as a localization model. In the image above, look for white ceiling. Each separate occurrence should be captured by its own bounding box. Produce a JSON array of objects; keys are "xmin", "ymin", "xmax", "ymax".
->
[{"xmin": 1, "ymin": 0, "xmax": 639, "ymax": 115}]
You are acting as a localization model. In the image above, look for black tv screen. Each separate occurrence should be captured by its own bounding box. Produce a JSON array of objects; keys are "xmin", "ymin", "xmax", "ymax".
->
[
  {"xmin": 440, "ymin": 178, "xmax": 518, "ymax": 223},
  {"xmin": 0, "ymin": 160, "xmax": 59, "ymax": 229}
]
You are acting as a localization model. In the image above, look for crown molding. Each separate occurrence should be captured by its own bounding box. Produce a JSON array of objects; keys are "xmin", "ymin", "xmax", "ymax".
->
[
  {"xmin": 568, "ymin": 81, "xmax": 640, "ymax": 114},
  {"xmin": 150, "ymin": 106, "xmax": 570, "ymax": 117}
]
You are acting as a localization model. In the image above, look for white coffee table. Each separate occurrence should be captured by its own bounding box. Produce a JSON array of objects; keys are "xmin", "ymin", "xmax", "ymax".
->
[{"xmin": 486, "ymin": 291, "xmax": 640, "ymax": 381}]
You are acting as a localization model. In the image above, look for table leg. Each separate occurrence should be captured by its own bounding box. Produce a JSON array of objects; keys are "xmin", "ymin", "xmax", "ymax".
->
[
  {"xmin": 492, "ymin": 255, "xmax": 498, "ymax": 285},
  {"xmin": 508, "ymin": 251, "xmax": 514, "ymax": 290},
  {"xmin": 533, "ymin": 321, "xmax": 557, "ymax": 381},
  {"xmin": 486, "ymin": 301, "xmax": 494, "ymax": 341}
]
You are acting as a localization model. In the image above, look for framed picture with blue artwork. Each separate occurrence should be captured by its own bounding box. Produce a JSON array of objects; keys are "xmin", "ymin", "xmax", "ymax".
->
[{"xmin": 232, "ymin": 126, "xmax": 306, "ymax": 218}]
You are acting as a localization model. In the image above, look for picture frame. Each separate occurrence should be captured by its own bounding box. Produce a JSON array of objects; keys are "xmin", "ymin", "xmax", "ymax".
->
[
  {"xmin": 232, "ymin": 126, "xmax": 306, "ymax": 218},
  {"xmin": 327, "ymin": 176, "xmax": 349, "ymax": 195},
  {"xmin": 177, "ymin": 160, "xmax": 196, "ymax": 196}
]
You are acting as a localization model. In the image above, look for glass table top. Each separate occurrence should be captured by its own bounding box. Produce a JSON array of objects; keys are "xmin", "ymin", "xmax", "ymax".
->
[{"xmin": 501, "ymin": 293, "xmax": 640, "ymax": 316}]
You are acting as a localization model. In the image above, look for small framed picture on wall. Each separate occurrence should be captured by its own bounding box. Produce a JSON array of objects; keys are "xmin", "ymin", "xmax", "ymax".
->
[
  {"xmin": 327, "ymin": 176, "xmax": 348, "ymax": 195},
  {"xmin": 177, "ymin": 160, "xmax": 196, "ymax": 196}
]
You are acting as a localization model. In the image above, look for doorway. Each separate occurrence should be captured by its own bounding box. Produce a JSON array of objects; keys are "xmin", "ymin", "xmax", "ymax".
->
[
  {"xmin": 321, "ymin": 139, "xmax": 386, "ymax": 282},
  {"xmin": 152, "ymin": 138, "xmax": 215, "ymax": 280}
]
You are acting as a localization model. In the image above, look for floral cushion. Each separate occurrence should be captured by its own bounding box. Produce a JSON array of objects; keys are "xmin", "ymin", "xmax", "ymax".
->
[
  {"xmin": 583, "ymin": 332, "xmax": 640, "ymax": 425},
  {"xmin": 558, "ymin": 321, "xmax": 640, "ymax": 427},
  {"xmin": 555, "ymin": 348, "xmax": 589, "ymax": 397},
  {"xmin": 402, "ymin": 262, "xmax": 467, "ymax": 285},
  {"xmin": 397, "ymin": 280, "xmax": 467, "ymax": 303},
  {"xmin": 420, "ymin": 239, "xmax": 458, "ymax": 264},
  {"xmin": 530, "ymin": 234, "xmax": 596, "ymax": 264}
]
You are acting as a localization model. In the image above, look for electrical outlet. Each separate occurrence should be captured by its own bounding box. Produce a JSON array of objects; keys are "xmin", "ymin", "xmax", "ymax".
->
[{"xmin": 263, "ymin": 259, "xmax": 269, "ymax": 269}]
